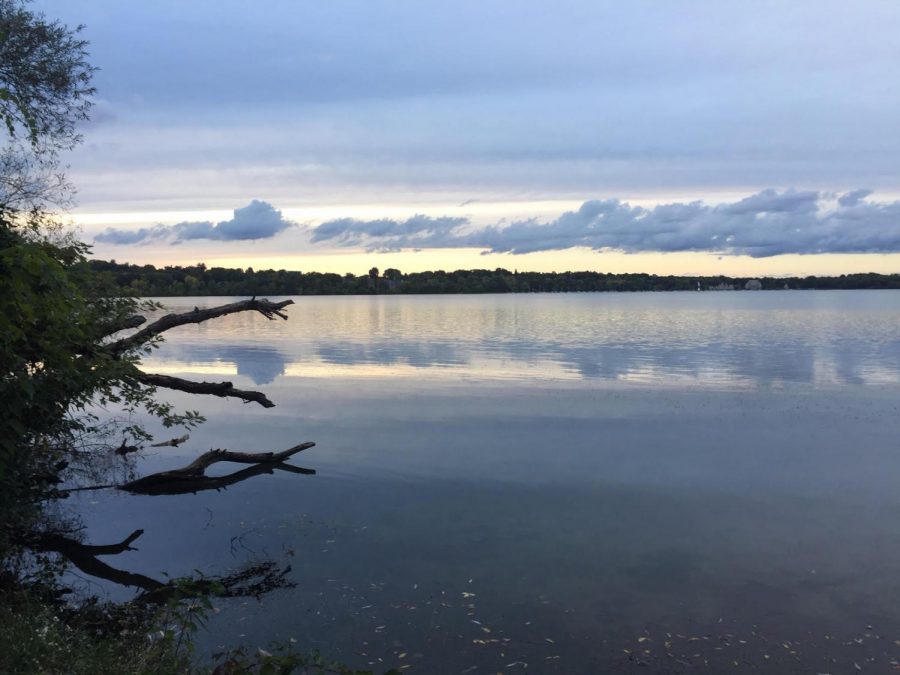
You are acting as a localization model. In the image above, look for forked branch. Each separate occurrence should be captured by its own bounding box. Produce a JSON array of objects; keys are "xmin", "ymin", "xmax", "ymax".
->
[
  {"xmin": 120, "ymin": 443, "xmax": 316, "ymax": 496},
  {"xmin": 28, "ymin": 529, "xmax": 166, "ymax": 593}
]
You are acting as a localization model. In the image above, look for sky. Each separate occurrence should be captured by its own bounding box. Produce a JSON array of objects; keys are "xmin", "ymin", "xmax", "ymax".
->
[{"xmin": 36, "ymin": 0, "xmax": 900, "ymax": 276}]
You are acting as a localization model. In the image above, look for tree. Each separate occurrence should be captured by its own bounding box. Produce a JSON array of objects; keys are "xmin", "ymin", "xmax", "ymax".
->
[
  {"xmin": 0, "ymin": 0, "xmax": 93, "ymax": 149},
  {"xmin": 0, "ymin": 0, "xmax": 313, "ymax": 576},
  {"xmin": 0, "ymin": 0, "xmax": 94, "ymax": 221},
  {"xmin": 0, "ymin": 6, "xmax": 351, "ymax": 672}
]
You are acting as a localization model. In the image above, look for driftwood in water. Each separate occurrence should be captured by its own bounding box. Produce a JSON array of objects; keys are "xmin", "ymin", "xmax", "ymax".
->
[
  {"xmin": 28, "ymin": 442, "xmax": 314, "ymax": 600},
  {"xmin": 28, "ymin": 528, "xmax": 294, "ymax": 604},
  {"xmin": 35, "ymin": 298, "xmax": 308, "ymax": 599},
  {"xmin": 28, "ymin": 529, "xmax": 165, "ymax": 594},
  {"xmin": 120, "ymin": 443, "xmax": 316, "ymax": 496}
]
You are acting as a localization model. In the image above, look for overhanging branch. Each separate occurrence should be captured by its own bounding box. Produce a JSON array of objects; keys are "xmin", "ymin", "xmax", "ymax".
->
[
  {"xmin": 136, "ymin": 372, "xmax": 276, "ymax": 408},
  {"xmin": 109, "ymin": 297, "xmax": 293, "ymax": 355}
]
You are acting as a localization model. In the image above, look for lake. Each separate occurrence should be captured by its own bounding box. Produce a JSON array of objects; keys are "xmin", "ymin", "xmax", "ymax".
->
[{"xmin": 75, "ymin": 291, "xmax": 900, "ymax": 673}]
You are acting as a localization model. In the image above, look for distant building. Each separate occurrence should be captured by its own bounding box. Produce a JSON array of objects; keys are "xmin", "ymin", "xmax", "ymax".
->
[
  {"xmin": 708, "ymin": 282, "xmax": 735, "ymax": 291},
  {"xmin": 744, "ymin": 279, "xmax": 763, "ymax": 291}
]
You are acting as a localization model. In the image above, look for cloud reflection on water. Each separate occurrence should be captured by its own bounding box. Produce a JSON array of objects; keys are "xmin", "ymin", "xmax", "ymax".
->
[
  {"xmin": 140, "ymin": 292, "xmax": 900, "ymax": 388},
  {"xmin": 147, "ymin": 333, "xmax": 900, "ymax": 389}
]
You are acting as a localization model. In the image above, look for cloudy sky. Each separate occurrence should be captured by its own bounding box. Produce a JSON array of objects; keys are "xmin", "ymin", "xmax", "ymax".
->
[{"xmin": 38, "ymin": 0, "xmax": 900, "ymax": 275}]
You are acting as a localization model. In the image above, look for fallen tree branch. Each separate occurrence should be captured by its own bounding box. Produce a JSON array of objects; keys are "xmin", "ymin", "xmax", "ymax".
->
[
  {"xmin": 103, "ymin": 314, "xmax": 147, "ymax": 336},
  {"xmin": 28, "ymin": 529, "xmax": 166, "ymax": 594},
  {"xmin": 33, "ymin": 528, "xmax": 145, "ymax": 556},
  {"xmin": 25, "ymin": 529, "xmax": 294, "ymax": 603},
  {"xmin": 109, "ymin": 297, "xmax": 294, "ymax": 355},
  {"xmin": 136, "ymin": 372, "xmax": 276, "ymax": 408},
  {"xmin": 120, "ymin": 443, "xmax": 316, "ymax": 496},
  {"xmin": 60, "ymin": 443, "xmax": 317, "ymax": 496},
  {"xmin": 150, "ymin": 433, "xmax": 189, "ymax": 448},
  {"xmin": 179, "ymin": 443, "xmax": 316, "ymax": 473}
]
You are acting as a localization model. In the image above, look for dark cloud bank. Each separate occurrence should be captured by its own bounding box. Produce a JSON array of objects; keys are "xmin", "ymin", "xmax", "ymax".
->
[
  {"xmin": 97, "ymin": 190, "xmax": 900, "ymax": 258},
  {"xmin": 95, "ymin": 200, "xmax": 294, "ymax": 245}
]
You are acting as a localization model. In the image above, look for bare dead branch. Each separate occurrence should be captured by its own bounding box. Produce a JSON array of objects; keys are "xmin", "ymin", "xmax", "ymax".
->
[
  {"xmin": 150, "ymin": 434, "xmax": 189, "ymax": 448},
  {"xmin": 136, "ymin": 372, "xmax": 276, "ymax": 408},
  {"xmin": 119, "ymin": 443, "xmax": 316, "ymax": 496},
  {"xmin": 26, "ymin": 529, "xmax": 294, "ymax": 603},
  {"xmin": 109, "ymin": 297, "xmax": 294, "ymax": 355},
  {"xmin": 28, "ymin": 529, "xmax": 166, "ymax": 593},
  {"xmin": 180, "ymin": 443, "xmax": 315, "ymax": 473},
  {"xmin": 32, "ymin": 528, "xmax": 145, "ymax": 556}
]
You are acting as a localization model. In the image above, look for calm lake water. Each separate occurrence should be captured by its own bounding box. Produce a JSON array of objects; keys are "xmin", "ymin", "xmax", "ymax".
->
[{"xmin": 77, "ymin": 291, "xmax": 900, "ymax": 673}]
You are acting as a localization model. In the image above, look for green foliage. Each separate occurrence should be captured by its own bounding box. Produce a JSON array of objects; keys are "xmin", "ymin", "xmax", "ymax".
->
[
  {"xmin": 0, "ymin": 225, "xmax": 183, "ymax": 459},
  {"xmin": 0, "ymin": 221, "xmax": 213, "ymax": 568},
  {"xmin": 0, "ymin": 579, "xmax": 389, "ymax": 675},
  {"xmin": 0, "ymin": 588, "xmax": 180, "ymax": 674}
]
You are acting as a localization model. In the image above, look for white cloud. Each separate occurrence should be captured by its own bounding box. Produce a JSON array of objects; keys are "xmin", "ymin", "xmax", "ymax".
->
[{"xmin": 95, "ymin": 199, "xmax": 295, "ymax": 245}]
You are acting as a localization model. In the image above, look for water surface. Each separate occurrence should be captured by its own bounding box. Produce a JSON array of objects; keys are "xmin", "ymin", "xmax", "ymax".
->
[{"xmin": 79, "ymin": 291, "xmax": 900, "ymax": 672}]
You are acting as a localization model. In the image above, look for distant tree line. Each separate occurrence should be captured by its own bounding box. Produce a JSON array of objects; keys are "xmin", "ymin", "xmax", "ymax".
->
[{"xmin": 86, "ymin": 260, "xmax": 900, "ymax": 296}]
